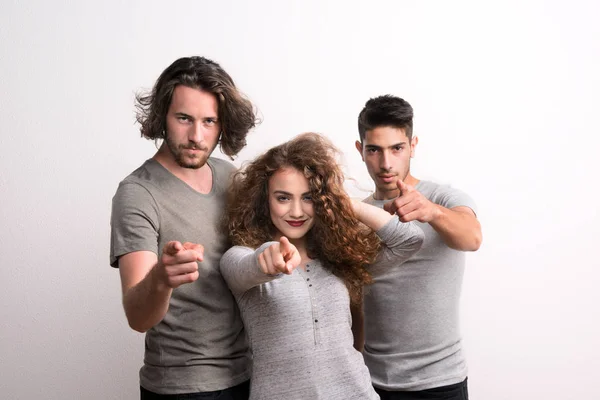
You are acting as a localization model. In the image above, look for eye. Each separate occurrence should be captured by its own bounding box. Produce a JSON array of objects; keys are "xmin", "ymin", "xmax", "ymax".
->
[
  {"xmin": 204, "ymin": 118, "xmax": 217, "ymax": 126},
  {"xmin": 367, "ymin": 148, "xmax": 379, "ymax": 154},
  {"xmin": 276, "ymin": 195, "xmax": 290, "ymax": 202},
  {"xmin": 302, "ymin": 195, "xmax": 313, "ymax": 202},
  {"xmin": 393, "ymin": 145, "xmax": 404, "ymax": 152},
  {"xmin": 177, "ymin": 115, "xmax": 191, "ymax": 123}
]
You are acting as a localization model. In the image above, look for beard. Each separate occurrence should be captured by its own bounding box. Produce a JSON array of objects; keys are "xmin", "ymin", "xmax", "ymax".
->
[{"xmin": 166, "ymin": 135, "xmax": 211, "ymax": 169}]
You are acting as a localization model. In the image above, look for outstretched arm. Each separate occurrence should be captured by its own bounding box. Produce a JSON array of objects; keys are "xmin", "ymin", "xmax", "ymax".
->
[
  {"xmin": 351, "ymin": 199, "xmax": 394, "ymax": 231},
  {"xmin": 220, "ymin": 237, "xmax": 301, "ymax": 294}
]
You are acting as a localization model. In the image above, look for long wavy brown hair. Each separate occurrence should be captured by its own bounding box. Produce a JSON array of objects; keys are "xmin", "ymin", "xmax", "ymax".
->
[
  {"xmin": 135, "ymin": 56, "xmax": 258, "ymax": 158},
  {"xmin": 226, "ymin": 132, "xmax": 381, "ymax": 304}
]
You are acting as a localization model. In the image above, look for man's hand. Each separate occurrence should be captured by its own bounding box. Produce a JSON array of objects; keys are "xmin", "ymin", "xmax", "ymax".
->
[
  {"xmin": 258, "ymin": 237, "xmax": 301, "ymax": 275},
  {"xmin": 154, "ymin": 241, "xmax": 204, "ymax": 289},
  {"xmin": 383, "ymin": 179, "xmax": 441, "ymax": 223}
]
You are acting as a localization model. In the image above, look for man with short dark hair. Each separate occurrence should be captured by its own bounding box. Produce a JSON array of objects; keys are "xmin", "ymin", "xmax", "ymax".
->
[{"xmin": 355, "ymin": 95, "xmax": 482, "ymax": 400}]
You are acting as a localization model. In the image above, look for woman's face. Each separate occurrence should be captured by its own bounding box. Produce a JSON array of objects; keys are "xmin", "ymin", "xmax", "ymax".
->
[{"xmin": 268, "ymin": 167, "xmax": 315, "ymax": 242}]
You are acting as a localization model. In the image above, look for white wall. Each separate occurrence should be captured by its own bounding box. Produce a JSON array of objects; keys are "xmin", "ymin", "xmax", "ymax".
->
[{"xmin": 1, "ymin": 1, "xmax": 598, "ymax": 399}]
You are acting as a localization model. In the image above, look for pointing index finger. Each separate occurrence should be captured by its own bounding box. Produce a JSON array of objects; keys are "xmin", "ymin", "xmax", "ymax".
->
[{"xmin": 164, "ymin": 241, "xmax": 183, "ymax": 256}]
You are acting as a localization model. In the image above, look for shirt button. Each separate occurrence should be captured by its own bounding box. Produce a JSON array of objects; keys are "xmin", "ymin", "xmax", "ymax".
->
[
  {"xmin": 314, "ymin": 319, "xmax": 318, "ymax": 323},
  {"xmin": 306, "ymin": 278, "xmax": 310, "ymax": 281},
  {"xmin": 309, "ymin": 284, "xmax": 312, "ymax": 287}
]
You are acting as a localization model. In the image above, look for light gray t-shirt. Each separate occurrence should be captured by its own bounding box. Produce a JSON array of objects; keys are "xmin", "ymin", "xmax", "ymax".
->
[
  {"xmin": 220, "ymin": 218, "xmax": 424, "ymax": 400},
  {"xmin": 363, "ymin": 180, "xmax": 477, "ymax": 391},
  {"xmin": 110, "ymin": 158, "xmax": 250, "ymax": 394}
]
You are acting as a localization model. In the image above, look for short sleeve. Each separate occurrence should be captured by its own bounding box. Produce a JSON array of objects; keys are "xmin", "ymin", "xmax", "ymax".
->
[
  {"xmin": 109, "ymin": 181, "xmax": 160, "ymax": 267},
  {"xmin": 431, "ymin": 185, "xmax": 478, "ymax": 216}
]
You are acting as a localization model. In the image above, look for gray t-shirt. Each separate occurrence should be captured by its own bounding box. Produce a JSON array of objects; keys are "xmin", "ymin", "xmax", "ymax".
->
[
  {"xmin": 110, "ymin": 158, "xmax": 250, "ymax": 394},
  {"xmin": 363, "ymin": 180, "xmax": 478, "ymax": 391},
  {"xmin": 220, "ymin": 218, "xmax": 424, "ymax": 400}
]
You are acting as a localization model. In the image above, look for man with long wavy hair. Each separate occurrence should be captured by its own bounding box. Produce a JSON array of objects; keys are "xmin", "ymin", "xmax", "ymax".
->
[
  {"xmin": 110, "ymin": 56, "xmax": 257, "ymax": 399},
  {"xmin": 355, "ymin": 95, "xmax": 482, "ymax": 400}
]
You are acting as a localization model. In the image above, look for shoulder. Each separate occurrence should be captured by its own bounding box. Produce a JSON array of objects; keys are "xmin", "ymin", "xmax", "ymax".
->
[
  {"xmin": 112, "ymin": 161, "xmax": 165, "ymax": 211},
  {"xmin": 418, "ymin": 179, "xmax": 467, "ymax": 197},
  {"xmin": 208, "ymin": 157, "xmax": 237, "ymax": 186},
  {"xmin": 118, "ymin": 159, "xmax": 164, "ymax": 190},
  {"xmin": 208, "ymin": 157, "xmax": 236, "ymax": 174},
  {"xmin": 418, "ymin": 180, "xmax": 476, "ymax": 211}
]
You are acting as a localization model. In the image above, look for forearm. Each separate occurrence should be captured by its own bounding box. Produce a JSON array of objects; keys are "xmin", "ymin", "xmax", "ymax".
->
[
  {"xmin": 430, "ymin": 205, "xmax": 482, "ymax": 251},
  {"xmin": 352, "ymin": 200, "xmax": 394, "ymax": 231},
  {"xmin": 220, "ymin": 244, "xmax": 284, "ymax": 293},
  {"xmin": 122, "ymin": 266, "xmax": 172, "ymax": 333},
  {"xmin": 374, "ymin": 218, "xmax": 424, "ymax": 266}
]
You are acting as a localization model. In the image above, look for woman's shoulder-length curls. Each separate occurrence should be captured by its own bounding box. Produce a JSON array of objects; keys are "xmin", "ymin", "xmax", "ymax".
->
[{"xmin": 225, "ymin": 132, "xmax": 381, "ymax": 304}]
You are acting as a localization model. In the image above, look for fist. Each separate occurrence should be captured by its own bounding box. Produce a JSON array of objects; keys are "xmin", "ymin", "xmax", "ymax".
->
[
  {"xmin": 383, "ymin": 180, "xmax": 440, "ymax": 223},
  {"xmin": 157, "ymin": 241, "xmax": 204, "ymax": 288}
]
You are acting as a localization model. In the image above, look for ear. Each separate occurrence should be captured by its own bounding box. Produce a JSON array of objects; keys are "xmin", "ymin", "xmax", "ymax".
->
[
  {"xmin": 355, "ymin": 140, "xmax": 365, "ymax": 161},
  {"xmin": 410, "ymin": 136, "xmax": 418, "ymax": 158}
]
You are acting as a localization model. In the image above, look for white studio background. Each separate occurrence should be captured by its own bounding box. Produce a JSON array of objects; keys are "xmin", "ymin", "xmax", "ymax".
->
[{"xmin": 1, "ymin": 1, "xmax": 598, "ymax": 399}]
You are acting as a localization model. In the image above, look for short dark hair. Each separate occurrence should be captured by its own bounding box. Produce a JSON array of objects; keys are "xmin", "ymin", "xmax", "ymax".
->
[
  {"xmin": 357, "ymin": 95, "xmax": 414, "ymax": 142},
  {"xmin": 135, "ymin": 56, "xmax": 258, "ymax": 158}
]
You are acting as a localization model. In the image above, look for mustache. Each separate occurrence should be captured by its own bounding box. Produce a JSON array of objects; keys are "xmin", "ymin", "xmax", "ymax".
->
[{"xmin": 180, "ymin": 143, "xmax": 208, "ymax": 151}]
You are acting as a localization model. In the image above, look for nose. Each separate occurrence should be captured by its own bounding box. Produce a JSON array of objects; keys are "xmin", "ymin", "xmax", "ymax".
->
[
  {"xmin": 289, "ymin": 200, "xmax": 304, "ymax": 219},
  {"xmin": 380, "ymin": 150, "xmax": 392, "ymax": 171},
  {"xmin": 188, "ymin": 122, "xmax": 206, "ymax": 144}
]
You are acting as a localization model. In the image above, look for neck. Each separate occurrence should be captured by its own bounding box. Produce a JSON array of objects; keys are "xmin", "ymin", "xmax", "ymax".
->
[
  {"xmin": 404, "ymin": 173, "xmax": 419, "ymax": 187},
  {"xmin": 374, "ymin": 173, "xmax": 420, "ymax": 200},
  {"xmin": 153, "ymin": 145, "xmax": 213, "ymax": 194}
]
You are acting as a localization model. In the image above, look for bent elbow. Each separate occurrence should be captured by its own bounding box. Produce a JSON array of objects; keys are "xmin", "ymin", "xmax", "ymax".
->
[
  {"xmin": 123, "ymin": 308, "xmax": 153, "ymax": 333},
  {"xmin": 129, "ymin": 323, "xmax": 149, "ymax": 333},
  {"xmin": 472, "ymin": 230, "xmax": 483, "ymax": 251},
  {"xmin": 465, "ymin": 231, "xmax": 482, "ymax": 252}
]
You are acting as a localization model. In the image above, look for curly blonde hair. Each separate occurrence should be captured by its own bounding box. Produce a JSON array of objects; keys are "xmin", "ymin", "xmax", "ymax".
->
[{"xmin": 226, "ymin": 132, "xmax": 381, "ymax": 304}]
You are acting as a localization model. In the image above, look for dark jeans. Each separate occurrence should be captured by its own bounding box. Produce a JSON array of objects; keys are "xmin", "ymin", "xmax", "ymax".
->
[
  {"xmin": 141, "ymin": 380, "xmax": 250, "ymax": 400},
  {"xmin": 375, "ymin": 378, "xmax": 468, "ymax": 400}
]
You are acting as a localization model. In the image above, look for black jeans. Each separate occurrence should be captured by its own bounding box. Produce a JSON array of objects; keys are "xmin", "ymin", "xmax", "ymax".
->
[
  {"xmin": 140, "ymin": 380, "xmax": 250, "ymax": 400},
  {"xmin": 375, "ymin": 378, "xmax": 468, "ymax": 400}
]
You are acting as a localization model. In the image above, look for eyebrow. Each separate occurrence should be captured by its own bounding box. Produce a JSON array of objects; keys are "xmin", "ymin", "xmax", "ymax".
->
[
  {"xmin": 365, "ymin": 142, "xmax": 406, "ymax": 149},
  {"xmin": 273, "ymin": 190, "xmax": 311, "ymax": 196},
  {"xmin": 174, "ymin": 112, "xmax": 218, "ymax": 121}
]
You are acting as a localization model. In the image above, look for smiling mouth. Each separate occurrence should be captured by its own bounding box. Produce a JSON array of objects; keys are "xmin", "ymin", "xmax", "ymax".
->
[{"xmin": 286, "ymin": 220, "xmax": 306, "ymax": 227}]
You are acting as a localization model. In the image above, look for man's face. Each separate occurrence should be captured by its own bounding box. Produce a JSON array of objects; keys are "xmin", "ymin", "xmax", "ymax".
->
[
  {"xmin": 164, "ymin": 85, "xmax": 220, "ymax": 169},
  {"xmin": 355, "ymin": 126, "xmax": 417, "ymax": 200}
]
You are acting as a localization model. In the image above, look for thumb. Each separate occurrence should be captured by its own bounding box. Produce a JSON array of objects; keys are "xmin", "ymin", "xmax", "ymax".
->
[
  {"xmin": 285, "ymin": 250, "xmax": 302, "ymax": 274},
  {"xmin": 397, "ymin": 179, "xmax": 414, "ymax": 195}
]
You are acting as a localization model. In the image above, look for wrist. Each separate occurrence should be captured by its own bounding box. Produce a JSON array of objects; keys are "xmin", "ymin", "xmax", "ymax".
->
[
  {"xmin": 150, "ymin": 263, "xmax": 171, "ymax": 292},
  {"xmin": 429, "ymin": 203, "xmax": 444, "ymax": 223}
]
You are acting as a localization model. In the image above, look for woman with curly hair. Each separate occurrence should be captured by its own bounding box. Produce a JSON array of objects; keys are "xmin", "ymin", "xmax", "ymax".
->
[{"xmin": 220, "ymin": 133, "xmax": 424, "ymax": 400}]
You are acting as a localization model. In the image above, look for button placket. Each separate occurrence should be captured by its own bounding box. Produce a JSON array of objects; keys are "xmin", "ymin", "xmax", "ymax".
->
[{"xmin": 303, "ymin": 262, "xmax": 320, "ymax": 345}]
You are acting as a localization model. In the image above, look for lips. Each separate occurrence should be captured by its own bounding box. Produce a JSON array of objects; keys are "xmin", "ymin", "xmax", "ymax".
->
[
  {"xmin": 181, "ymin": 145, "xmax": 208, "ymax": 152},
  {"xmin": 378, "ymin": 175, "xmax": 396, "ymax": 183},
  {"xmin": 286, "ymin": 220, "xmax": 306, "ymax": 227}
]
